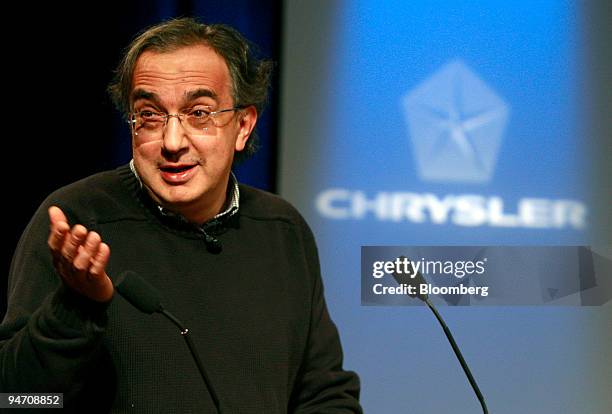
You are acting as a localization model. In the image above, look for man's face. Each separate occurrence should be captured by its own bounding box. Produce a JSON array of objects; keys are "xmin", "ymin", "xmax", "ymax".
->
[{"xmin": 130, "ymin": 44, "xmax": 256, "ymax": 223}]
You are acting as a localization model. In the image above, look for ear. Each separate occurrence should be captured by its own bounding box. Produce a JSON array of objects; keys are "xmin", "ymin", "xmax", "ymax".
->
[{"xmin": 235, "ymin": 106, "xmax": 258, "ymax": 152}]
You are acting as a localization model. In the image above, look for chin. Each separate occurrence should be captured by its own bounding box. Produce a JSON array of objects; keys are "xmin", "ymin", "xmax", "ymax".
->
[{"xmin": 160, "ymin": 189, "xmax": 199, "ymax": 206}]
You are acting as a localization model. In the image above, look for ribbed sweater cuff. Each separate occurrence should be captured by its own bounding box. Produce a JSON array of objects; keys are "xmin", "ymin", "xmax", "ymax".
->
[{"xmin": 48, "ymin": 284, "xmax": 110, "ymax": 332}]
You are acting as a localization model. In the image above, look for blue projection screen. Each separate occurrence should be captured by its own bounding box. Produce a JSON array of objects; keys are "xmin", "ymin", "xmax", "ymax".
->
[{"xmin": 279, "ymin": 1, "xmax": 611, "ymax": 413}]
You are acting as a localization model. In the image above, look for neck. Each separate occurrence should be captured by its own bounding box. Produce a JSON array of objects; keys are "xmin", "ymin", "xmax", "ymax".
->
[
  {"xmin": 129, "ymin": 160, "xmax": 234, "ymax": 225},
  {"xmin": 176, "ymin": 192, "xmax": 228, "ymax": 225},
  {"xmin": 147, "ymin": 179, "xmax": 230, "ymax": 225}
]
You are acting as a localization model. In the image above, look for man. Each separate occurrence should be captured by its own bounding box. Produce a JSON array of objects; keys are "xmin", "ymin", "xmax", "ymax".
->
[{"xmin": 0, "ymin": 18, "xmax": 362, "ymax": 413}]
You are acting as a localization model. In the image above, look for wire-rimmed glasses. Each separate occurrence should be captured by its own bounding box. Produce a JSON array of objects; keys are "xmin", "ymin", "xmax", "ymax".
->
[{"xmin": 129, "ymin": 107, "xmax": 242, "ymax": 138}]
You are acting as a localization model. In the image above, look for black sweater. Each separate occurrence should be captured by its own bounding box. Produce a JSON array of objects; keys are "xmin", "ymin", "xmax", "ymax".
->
[{"xmin": 0, "ymin": 164, "xmax": 362, "ymax": 413}]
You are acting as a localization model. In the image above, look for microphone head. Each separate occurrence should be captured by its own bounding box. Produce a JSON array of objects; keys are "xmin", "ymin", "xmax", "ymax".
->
[
  {"xmin": 392, "ymin": 256, "xmax": 429, "ymax": 302},
  {"xmin": 115, "ymin": 271, "xmax": 164, "ymax": 314}
]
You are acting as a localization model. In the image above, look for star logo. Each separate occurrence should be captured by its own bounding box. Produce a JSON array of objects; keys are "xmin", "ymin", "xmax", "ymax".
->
[{"xmin": 402, "ymin": 60, "xmax": 510, "ymax": 183}]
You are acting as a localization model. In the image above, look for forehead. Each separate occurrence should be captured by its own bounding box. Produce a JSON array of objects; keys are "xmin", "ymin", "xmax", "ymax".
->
[{"xmin": 131, "ymin": 44, "xmax": 232, "ymax": 99}]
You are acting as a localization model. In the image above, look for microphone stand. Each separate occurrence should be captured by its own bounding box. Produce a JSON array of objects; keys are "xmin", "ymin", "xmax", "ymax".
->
[
  {"xmin": 115, "ymin": 271, "xmax": 222, "ymax": 413},
  {"xmin": 160, "ymin": 309, "xmax": 222, "ymax": 414},
  {"xmin": 423, "ymin": 298, "xmax": 488, "ymax": 414},
  {"xmin": 393, "ymin": 258, "xmax": 488, "ymax": 413}
]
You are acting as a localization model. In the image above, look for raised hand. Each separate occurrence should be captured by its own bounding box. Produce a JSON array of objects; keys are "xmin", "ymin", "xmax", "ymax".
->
[{"xmin": 47, "ymin": 206, "xmax": 114, "ymax": 303}]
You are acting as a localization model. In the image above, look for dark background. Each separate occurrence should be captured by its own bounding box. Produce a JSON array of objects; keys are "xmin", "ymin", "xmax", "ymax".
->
[{"xmin": 3, "ymin": 0, "xmax": 283, "ymax": 315}]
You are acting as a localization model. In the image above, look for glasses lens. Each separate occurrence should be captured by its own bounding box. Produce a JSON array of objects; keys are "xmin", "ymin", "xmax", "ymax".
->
[
  {"xmin": 186, "ymin": 110, "xmax": 212, "ymax": 133},
  {"xmin": 132, "ymin": 111, "xmax": 165, "ymax": 138},
  {"xmin": 207, "ymin": 109, "xmax": 238, "ymax": 128},
  {"xmin": 185, "ymin": 109, "xmax": 234, "ymax": 131}
]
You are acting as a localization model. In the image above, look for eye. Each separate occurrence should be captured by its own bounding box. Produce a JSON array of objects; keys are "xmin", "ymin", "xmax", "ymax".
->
[
  {"xmin": 190, "ymin": 108, "xmax": 211, "ymax": 119},
  {"xmin": 139, "ymin": 110, "xmax": 157, "ymax": 119}
]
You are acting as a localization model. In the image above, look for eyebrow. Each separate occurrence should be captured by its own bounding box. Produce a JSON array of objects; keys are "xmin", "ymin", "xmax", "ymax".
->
[
  {"xmin": 184, "ymin": 88, "xmax": 218, "ymax": 102},
  {"xmin": 131, "ymin": 89, "xmax": 161, "ymax": 104},
  {"xmin": 131, "ymin": 88, "xmax": 218, "ymax": 106}
]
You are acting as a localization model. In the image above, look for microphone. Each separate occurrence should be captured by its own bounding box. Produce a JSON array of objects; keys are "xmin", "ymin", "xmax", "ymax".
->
[
  {"xmin": 392, "ymin": 257, "xmax": 489, "ymax": 414},
  {"xmin": 115, "ymin": 271, "xmax": 222, "ymax": 414},
  {"xmin": 114, "ymin": 270, "xmax": 163, "ymax": 314},
  {"xmin": 200, "ymin": 229, "xmax": 222, "ymax": 254}
]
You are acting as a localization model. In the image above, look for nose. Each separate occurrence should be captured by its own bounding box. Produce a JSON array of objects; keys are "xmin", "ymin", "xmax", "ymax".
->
[{"xmin": 161, "ymin": 115, "xmax": 189, "ymax": 154}]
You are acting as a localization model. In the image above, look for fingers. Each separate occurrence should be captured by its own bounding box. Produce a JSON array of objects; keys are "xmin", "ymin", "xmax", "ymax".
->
[
  {"xmin": 61, "ymin": 225, "xmax": 88, "ymax": 263},
  {"xmin": 47, "ymin": 206, "xmax": 70, "ymax": 252},
  {"xmin": 48, "ymin": 207, "xmax": 98, "ymax": 269},
  {"xmin": 72, "ymin": 231, "xmax": 102, "ymax": 273},
  {"xmin": 89, "ymin": 242, "xmax": 110, "ymax": 278},
  {"xmin": 46, "ymin": 206, "xmax": 114, "ymax": 302},
  {"xmin": 48, "ymin": 205, "xmax": 68, "ymax": 225}
]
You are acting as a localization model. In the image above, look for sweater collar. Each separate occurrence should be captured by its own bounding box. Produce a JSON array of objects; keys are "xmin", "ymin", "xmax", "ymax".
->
[{"xmin": 128, "ymin": 159, "xmax": 240, "ymax": 225}]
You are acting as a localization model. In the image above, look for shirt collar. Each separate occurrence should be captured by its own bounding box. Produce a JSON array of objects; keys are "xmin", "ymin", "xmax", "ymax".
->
[{"xmin": 129, "ymin": 159, "xmax": 240, "ymax": 224}]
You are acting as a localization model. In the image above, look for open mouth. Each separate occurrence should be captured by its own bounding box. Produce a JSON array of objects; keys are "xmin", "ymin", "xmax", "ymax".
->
[
  {"xmin": 159, "ymin": 164, "xmax": 197, "ymax": 184},
  {"xmin": 160, "ymin": 165, "xmax": 194, "ymax": 174}
]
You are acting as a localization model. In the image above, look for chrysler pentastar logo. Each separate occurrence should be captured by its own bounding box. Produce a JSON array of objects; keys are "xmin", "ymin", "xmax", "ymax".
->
[{"xmin": 402, "ymin": 60, "xmax": 510, "ymax": 183}]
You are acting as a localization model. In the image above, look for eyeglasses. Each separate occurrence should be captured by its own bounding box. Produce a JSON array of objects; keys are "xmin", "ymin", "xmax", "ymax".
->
[{"xmin": 129, "ymin": 107, "xmax": 242, "ymax": 138}]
